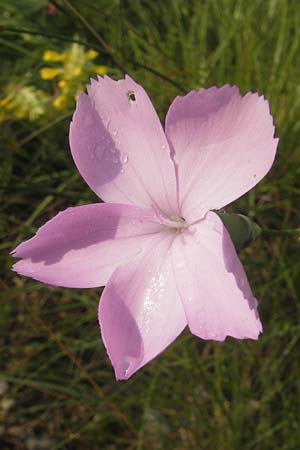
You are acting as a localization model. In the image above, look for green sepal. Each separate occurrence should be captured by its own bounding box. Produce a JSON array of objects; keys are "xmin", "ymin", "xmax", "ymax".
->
[{"xmin": 216, "ymin": 211, "xmax": 262, "ymax": 250}]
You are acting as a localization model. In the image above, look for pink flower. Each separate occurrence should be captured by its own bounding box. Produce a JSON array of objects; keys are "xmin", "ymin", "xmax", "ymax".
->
[{"xmin": 12, "ymin": 76, "xmax": 278, "ymax": 380}]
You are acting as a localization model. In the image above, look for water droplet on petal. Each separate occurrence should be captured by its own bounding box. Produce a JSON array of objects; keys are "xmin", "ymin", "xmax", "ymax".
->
[
  {"xmin": 91, "ymin": 144, "xmax": 105, "ymax": 162},
  {"xmin": 113, "ymin": 130, "xmax": 118, "ymax": 136},
  {"xmin": 120, "ymin": 154, "xmax": 128, "ymax": 164},
  {"xmin": 161, "ymin": 144, "xmax": 166, "ymax": 150}
]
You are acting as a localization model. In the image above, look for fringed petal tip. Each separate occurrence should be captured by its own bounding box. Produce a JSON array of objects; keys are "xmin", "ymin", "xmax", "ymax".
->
[{"xmin": 165, "ymin": 84, "xmax": 279, "ymax": 222}]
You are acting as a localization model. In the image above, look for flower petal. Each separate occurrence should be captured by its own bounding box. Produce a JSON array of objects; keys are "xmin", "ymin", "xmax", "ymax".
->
[
  {"xmin": 172, "ymin": 212, "xmax": 262, "ymax": 341},
  {"xmin": 70, "ymin": 75, "xmax": 179, "ymax": 216},
  {"xmin": 99, "ymin": 232, "xmax": 186, "ymax": 380},
  {"xmin": 166, "ymin": 85, "xmax": 278, "ymax": 222},
  {"xmin": 12, "ymin": 203, "xmax": 161, "ymax": 288}
]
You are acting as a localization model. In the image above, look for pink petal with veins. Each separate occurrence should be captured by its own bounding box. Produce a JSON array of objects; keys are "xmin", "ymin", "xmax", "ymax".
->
[
  {"xmin": 166, "ymin": 85, "xmax": 278, "ymax": 222},
  {"xmin": 172, "ymin": 212, "xmax": 262, "ymax": 341},
  {"xmin": 12, "ymin": 203, "xmax": 161, "ymax": 288},
  {"xmin": 99, "ymin": 232, "xmax": 186, "ymax": 380},
  {"xmin": 70, "ymin": 75, "xmax": 179, "ymax": 216}
]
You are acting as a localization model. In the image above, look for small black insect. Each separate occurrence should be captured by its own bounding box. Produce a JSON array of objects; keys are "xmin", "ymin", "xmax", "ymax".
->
[{"xmin": 127, "ymin": 90, "xmax": 136, "ymax": 102}]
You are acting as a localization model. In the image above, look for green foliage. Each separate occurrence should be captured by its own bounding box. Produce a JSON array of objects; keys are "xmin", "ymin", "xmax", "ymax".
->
[{"xmin": 1, "ymin": 1, "xmax": 300, "ymax": 449}]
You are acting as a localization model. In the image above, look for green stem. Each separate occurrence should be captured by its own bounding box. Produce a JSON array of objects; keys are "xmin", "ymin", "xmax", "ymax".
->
[
  {"xmin": 0, "ymin": 27, "xmax": 97, "ymax": 49},
  {"xmin": 261, "ymin": 227, "xmax": 300, "ymax": 238},
  {"xmin": 1, "ymin": 27, "xmax": 185, "ymax": 91}
]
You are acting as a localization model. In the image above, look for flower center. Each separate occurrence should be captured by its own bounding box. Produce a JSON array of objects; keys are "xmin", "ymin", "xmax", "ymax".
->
[
  {"xmin": 152, "ymin": 205, "xmax": 187, "ymax": 233},
  {"xmin": 167, "ymin": 215, "xmax": 186, "ymax": 233}
]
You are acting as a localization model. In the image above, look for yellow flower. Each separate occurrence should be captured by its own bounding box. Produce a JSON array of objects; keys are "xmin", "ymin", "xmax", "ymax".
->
[
  {"xmin": 73, "ymin": 67, "xmax": 82, "ymax": 77},
  {"xmin": 40, "ymin": 67, "xmax": 62, "ymax": 80},
  {"xmin": 43, "ymin": 50, "xmax": 65, "ymax": 62},
  {"xmin": 6, "ymin": 102, "xmax": 15, "ymax": 111},
  {"xmin": 53, "ymin": 94, "xmax": 67, "ymax": 109},
  {"xmin": 57, "ymin": 79, "xmax": 69, "ymax": 89},
  {"xmin": 93, "ymin": 65, "xmax": 108, "ymax": 75},
  {"xmin": 0, "ymin": 84, "xmax": 49, "ymax": 121},
  {"xmin": 39, "ymin": 41, "xmax": 110, "ymax": 112},
  {"xmin": 0, "ymin": 97, "xmax": 10, "ymax": 107},
  {"xmin": 86, "ymin": 49, "xmax": 99, "ymax": 60},
  {"xmin": 1, "ymin": 97, "xmax": 14, "ymax": 111}
]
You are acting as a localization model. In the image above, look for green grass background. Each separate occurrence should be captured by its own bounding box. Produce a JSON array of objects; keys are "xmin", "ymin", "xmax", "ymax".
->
[{"xmin": 1, "ymin": 0, "xmax": 299, "ymax": 449}]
